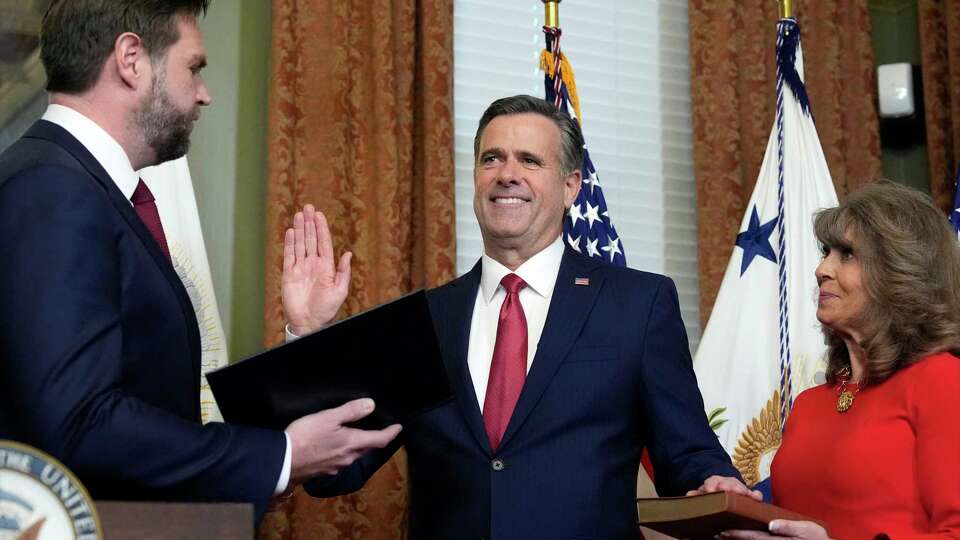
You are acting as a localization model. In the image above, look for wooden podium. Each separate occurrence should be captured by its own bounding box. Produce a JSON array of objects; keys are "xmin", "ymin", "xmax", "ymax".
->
[{"xmin": 96, "ymin": 501, "xmax": 254, "ymax": 539}]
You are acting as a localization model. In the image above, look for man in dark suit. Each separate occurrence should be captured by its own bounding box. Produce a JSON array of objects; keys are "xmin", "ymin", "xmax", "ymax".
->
[
  {"xmin": 0, "ymin": 0, "xmax": 399, "ymax": 520},
  {"xmin": 304, "ymin": 95, "xmax": 756, "ymax": 538}
]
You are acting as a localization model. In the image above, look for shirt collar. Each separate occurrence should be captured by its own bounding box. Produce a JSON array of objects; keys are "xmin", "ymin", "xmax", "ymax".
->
[
  {"xmin": 480, "ymin": 235, "xmax": 565, "ymax": 303},
  {"xmin": 42, "ymin": 104, "xmax": 140, "ymax": 201}
]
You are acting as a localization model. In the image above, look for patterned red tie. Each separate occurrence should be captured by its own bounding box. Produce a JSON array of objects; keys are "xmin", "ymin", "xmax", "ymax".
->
[
  {"xmin": 131, "ymin": 179, "xmax": 171, "ymax": 262},
  {"xmin": 483, "ymin": 273, "xmax": 528, "ymax": 451}
]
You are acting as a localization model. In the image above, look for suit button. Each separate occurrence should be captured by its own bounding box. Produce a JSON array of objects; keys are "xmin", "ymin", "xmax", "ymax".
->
[{"xmin": 491, "ymin": 458, "xmax": 505, "ymax": 471}]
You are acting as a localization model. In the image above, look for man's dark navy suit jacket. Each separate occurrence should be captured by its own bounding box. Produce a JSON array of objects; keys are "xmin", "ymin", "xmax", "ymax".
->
[
  {"xmin": 0, "ymin": 121, "xmax": 285, "ymax": 519},
  {"xmin": 307, "ymin": 247, "xmax": 740, "ymax": 539}
]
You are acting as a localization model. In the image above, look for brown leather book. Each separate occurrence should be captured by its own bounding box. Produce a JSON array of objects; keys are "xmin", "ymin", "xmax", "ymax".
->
[{"xmin": 637, "ymin": 492, "xmax": 828, "ymax": 538}]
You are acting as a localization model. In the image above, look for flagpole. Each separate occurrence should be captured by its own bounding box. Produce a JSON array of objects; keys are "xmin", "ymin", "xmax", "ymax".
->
[
  {"xmin": 543, "ymin": 0, "xmax": 560, "ymax": 29},
  {"xmin": 779, "ymin": 0, "xmax": 794, "ymax": 19},
  {"xmin": 541, "ymin": 0, "xmax": 562, "ymax": 86}
]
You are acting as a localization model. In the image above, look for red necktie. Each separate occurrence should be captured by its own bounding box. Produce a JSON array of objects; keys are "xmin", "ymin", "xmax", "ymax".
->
[
  {"xmin": 131, "ymin": 179, "xmax": 171, "ymax": 262},
  {"xmin": 483, "ymin": 273, "xmax": 528, "ymax": 451}
]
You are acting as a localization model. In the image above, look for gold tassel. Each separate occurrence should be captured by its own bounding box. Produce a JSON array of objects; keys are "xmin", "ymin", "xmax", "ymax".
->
[
  {"xmin": 539, "ymin": 50, "xmax": 555, "ymax": 76},
  {"xmin": 538, "ymin": 50, "xmax": 584, "ymax": 123}
]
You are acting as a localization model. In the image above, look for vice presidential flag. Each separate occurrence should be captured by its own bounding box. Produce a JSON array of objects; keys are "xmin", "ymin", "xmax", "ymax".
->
[
  {"xmin": 140, "ymin": 157, "xmax": 230, "ymax": 423},
  {"xmin": 692, "ymin": 18, "xmax": 838, "ymax": 488}
]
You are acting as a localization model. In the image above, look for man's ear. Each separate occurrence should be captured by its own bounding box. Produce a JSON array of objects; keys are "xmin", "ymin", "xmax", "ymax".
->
[
  {"xmin": 563, "ymin": 168, "xmax": 582, "ymax": 209},
  {"xmin": 113, "ymin": 32, "xmax": 148, "ymax": 89}
]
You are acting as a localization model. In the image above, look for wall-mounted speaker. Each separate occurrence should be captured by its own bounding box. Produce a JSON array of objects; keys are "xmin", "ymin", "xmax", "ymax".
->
[{"xmin": 877, "ymin": 63, "xmax": 926, "ymax": 149}]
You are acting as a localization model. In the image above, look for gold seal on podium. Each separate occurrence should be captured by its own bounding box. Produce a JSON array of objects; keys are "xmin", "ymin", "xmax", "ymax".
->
[{"xmin": 0, "ymin": 440, "xmax": 102, "ymax": 540}]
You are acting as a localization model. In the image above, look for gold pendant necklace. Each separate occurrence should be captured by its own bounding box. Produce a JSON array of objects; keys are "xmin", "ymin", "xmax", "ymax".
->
[{"xmin": 836, "ymin": 379, "xmax": 860, "ymax": 413}]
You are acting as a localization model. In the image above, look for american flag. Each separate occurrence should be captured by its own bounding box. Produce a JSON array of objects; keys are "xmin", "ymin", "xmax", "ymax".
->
[
  {"xmin": 951, "ymin": 167, "xmax": 960, "ymax": 240},
  {"xmin": 540, "ymin": 21, "xmax": 649, "ymax": 479},
  {"xmin": 541, "ymin": 27, "xmax": 625, "ymax": 267}
]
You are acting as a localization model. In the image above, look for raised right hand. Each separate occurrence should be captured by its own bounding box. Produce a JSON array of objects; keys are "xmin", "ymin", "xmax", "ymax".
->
[
  {"xmin": 281, "ymin": 204, "xmax": 352, "ymax": 336},
  {"xmin": 286, "ymin": 398, "xmax": 402, "ymax": 484}
]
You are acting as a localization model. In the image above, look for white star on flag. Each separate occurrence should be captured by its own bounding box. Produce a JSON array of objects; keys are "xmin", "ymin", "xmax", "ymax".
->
[
  {"xmin": 954, "ymin": 206, "xmax": 960, "ymax": 240},
  {"xmin": 584, "ymin": 201, "xmax": 601, "ymax": 229},
  {"xmin": 584, "ymin": 170, "xmax": 600, "ymax": 195},
  {"xmin": 600, "ymin": 234, "xmax": 622, "ymax": 262},
  {"xmin": 952, "ymin": 176, "xmax": 960, "ymax": 240},
  {"xmin": 568, "ymin": 202, "xmax": 584, "ymax": 228},
  {"xmin": 566, "ymin": 233, "xmax": 582, "ymax": 253},
  {"xmin": 585, "ymin": 236, "xmax": 601, "ymax": 258}
]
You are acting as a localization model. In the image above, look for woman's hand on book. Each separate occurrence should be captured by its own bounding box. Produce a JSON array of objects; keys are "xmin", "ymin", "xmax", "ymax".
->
[{"xmin": 721, "ymin": 520, "xmax": 831, "ymax": 540}]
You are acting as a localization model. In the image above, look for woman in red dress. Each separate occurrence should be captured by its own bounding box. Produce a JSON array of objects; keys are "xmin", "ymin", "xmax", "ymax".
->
[{"xmin": 722, "ymin": 181, "xmax": 960, "ymax": 540}]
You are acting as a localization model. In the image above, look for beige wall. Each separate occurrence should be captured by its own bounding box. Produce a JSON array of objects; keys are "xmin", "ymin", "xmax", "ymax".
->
[{"xmin": 190, "ymin": 0, "xmax": 271, "ymax": 360}]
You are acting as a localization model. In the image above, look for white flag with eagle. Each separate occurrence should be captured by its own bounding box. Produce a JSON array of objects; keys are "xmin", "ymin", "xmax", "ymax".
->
[
  {"xmin": 692, "ymin": 17, "xmax": 837, "ymax": 490},
  {"xmin": 140, "ymin": 157, "xmax": 229, "ymax": 424}
]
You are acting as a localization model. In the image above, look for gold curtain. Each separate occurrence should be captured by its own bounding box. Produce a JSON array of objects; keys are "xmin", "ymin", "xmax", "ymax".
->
[
  {"xmin": 918, "ymin": 0, "xmax": 960, "ymax": 212},
  {"xmin": 260, "ymin": 0, "xmax": 455, "ymax": 538},
  {"xmin": 689, "ymin": 1, "xmax": 882, "ymax": 325}
]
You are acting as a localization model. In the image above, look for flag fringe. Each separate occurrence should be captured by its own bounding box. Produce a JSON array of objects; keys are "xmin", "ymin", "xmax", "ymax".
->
[
  {"xmin": 539, "ymin": 50, "xmax": 583, "ymax": 123},
  {"xmin": 777, "ymin": 20, "xmax": 812, "ymax": 117}
]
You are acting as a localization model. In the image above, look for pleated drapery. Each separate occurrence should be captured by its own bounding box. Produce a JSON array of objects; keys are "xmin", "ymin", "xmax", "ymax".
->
[{"xmin": 260, "ymin": 1, "xmax": 455, "ymax": 537}]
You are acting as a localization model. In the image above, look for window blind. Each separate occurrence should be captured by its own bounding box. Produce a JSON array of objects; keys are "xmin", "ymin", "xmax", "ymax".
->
[{"xmin": 453, "ymin": 0, "xmax": 701, "ymax": 346}]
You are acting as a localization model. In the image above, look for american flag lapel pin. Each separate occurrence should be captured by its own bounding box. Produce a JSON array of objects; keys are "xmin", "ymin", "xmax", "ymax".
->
[{"xmin": 574, "ymin": 277, "xmax": 590, "ymax": 286}]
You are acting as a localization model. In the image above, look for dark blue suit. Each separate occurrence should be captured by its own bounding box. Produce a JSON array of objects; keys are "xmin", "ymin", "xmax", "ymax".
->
[
  {"xmin": 0, "ymin": 121, "xmax": 284, "ymax": 519},
  {"xmin": 307, "ymin": 248, "xmax": 739, "ymax": 539}
]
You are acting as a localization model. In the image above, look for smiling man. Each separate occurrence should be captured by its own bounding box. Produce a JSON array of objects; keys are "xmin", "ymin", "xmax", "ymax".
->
[
  {"xmin": 0, "ymin": 0, "xmax": 400, "ymax": 520},
  {"xmin": 471, "ymin": 109, "xmax": 580, "ymax": 269},
  {"xmin": 304, "ymin": 95, "xmax": 753, "ymax": 539}
]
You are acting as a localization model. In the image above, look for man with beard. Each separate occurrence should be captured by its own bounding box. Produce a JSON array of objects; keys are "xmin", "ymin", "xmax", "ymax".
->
[{"xmin": 0, "ymin": 0, "xmax": 400, "ymax": 520}]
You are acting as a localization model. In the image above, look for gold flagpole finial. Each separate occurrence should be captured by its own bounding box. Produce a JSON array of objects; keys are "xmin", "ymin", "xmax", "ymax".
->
[
  {"xmin": 779, "ymin": 0, "xmax": 794, "ymax": 19},
  {"xmin": 543, "ymin": 0, "xmax": 561, "ymax": 29}
]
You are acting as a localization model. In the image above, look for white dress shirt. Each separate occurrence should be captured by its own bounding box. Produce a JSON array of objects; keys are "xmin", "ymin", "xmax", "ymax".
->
[
  {"xmin": 42, "ymin": 105, "xmax": 140, "ymax": 202},
  {"xmin": 468, "ymin": 235, "xmax": 565, "ymax": 410},
  {"xmin": 40, "ymin": 104, "xmax": 293, "ymax": 495}
]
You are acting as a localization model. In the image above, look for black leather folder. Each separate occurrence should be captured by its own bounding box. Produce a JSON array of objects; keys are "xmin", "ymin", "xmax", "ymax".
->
[{"xmin": 207, "ymin": 290, "xmax": 451, "ymax": 431}]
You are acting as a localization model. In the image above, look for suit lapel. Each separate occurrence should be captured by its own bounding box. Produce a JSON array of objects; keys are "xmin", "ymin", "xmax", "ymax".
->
[
  {"xmin": 498, "ymin": 248, "xmax": 605, "ymax": 450},
  {"xmin": 433, "ymin": 262, "xmax": 493, "ymax": 454},
  {"xmin": 26, "ymin": 121, "xmax": 202, "ymax": 409}
]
